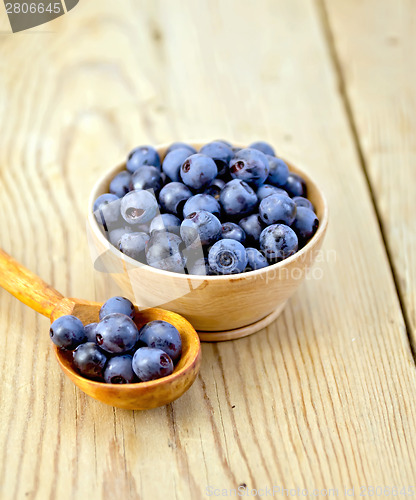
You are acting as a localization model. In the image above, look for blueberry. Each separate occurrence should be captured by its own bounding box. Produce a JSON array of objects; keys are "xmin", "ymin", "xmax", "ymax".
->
[
  {"xmin": 200, "ymin": 141, "xmax": 234, "ymax": 176},
  {"xmin": 216, "ymin": 169, "xmax": 233, "ymax": 183},
  {"xmin": 238, "ymin": 213, "xmax": 264, "ymax": 244},
  {"xmin": 267, "ymin": 156, "xmax": 289, "ymax": 186},
  {"xmin": 220, "ymin": 179, "xmax": 258, "ymax": 216},
  {"xmin": 204, "ymin": 178, "xmax": 226, "ymax": 200},
  {"xmin": 187, "ymin": 257, "xmax": 210, "ymax": 276},
  {"xmin": 284, "ymin": 172, "xmax": 307, "ymax": 198},
  {"xmin": 291, "ymin": 207, "xmax": 319, "ymax": 246},
  {"xmin": 126, "ymin": 145, "xmax": 161, "ymax": 173},
  {"xmin": 93, "ymin": 193, "xmax": 119, "ymax": 213},
  {"xmin": 119, "ymin": 232, "xmax": 149, "ymax": 261},
  {"xmin": 120, "ymin": 190, "xmax": 159, "ymax": 225},
  {"xmin": 230, "ymin": 148, "xmax": 269, "ymax": 187},
  {"xmin": 109, "ymin": 170, "xmax": 131, "ymax": 198},
  {"xmin": 85, "ymin": 322, "xmax": 98, "ymax": 343},
  {"xmin": 104, "ymin": 355, "xmax": 136, "ymax": 384},
  {"xmin": 138, "ymin": 320, "xmax": 182, "ymax": 364},
  {"xmin": 95, "ymin": 313, "xmax": 139, "ymax": 354},
  {"xmin": 246, "ymin": 247, "xmax": 269, "ymax": 271},
  {"xmin": 260, "ymin": 224, "xmax": 298, "ymax": 262},
  {"xmin": 49, "ymin": 315, "xmax": 86, "ymax": 350},
  {"xmin": 257, "ymin": 184, "xmax": 289, "ymax": 202},
  {"xmin": 208, "ymin": 239, "xmax": 247, "ymax": 275},
  {"xmin": 182, "ymin": 240, "xmax": 206, "ymax": 270},
  {"xmin": 93, "ymin": 194, "xmax": 121, "ymax": 229},
  {"xmin": 132, "ymin": 347, "xmax": 174, "ymax": 381},
  {"xmin": 249, "ymin": 141, "xmax": 275, "ymax": 156},
  {"xmin": 129, "ymin": 166, "xmax": 163, "ymax": 193},
  {"xmin": 160, "ymin": 172, "xmax": 168, "ymax": 185},
  {"xmin": 180, "ymin": 154, "xmax": 218, "ymax": 190},
  {"xmin": 149, "ymin": 214, "xmax": 181, "ymax": 236},
  {"xmin": 183, "ymin": 194, "xmax": 221, "ymax": 219},
  {"xmin": 73, "ymin": 342, "xmax": 108, "ymax": 379},
  {"xmin": 108, "ymin": 225, "xmax": 134, "ymax": 247},
  {"xmin": 99, "ymin": 296, "xmax": 135, "ymax": 320},
  {"xmin": 145, "ymin": 232, "xmax": 186, "ymax": 273},
  {"xmin": 221, "ymin": 222, "xmax": 246, "ymax": 244},
  {"xmin": 162, "ymin": 148, "xmax": 192, "ymax": 182},
  {"xmin": 213, "ymin": 139, "xmax": 232, "ymax": 147},
  {"xmin": 293, "ymin": 196, "xmax": 314, "ymax": 211},
  {"xmin": 180, "ymin": 210, "xmax": 222, "ymax": 247},
  {"xmin": 259, "ymin": 193, "xmax": 297, "ymax": 225},
  {"xmin": 159, "ymin": 182, "xmax": 192, "ymax": 215},
  {"xmin": 166, "ymin": 142, "xmax": 197, "ymax": 155}
]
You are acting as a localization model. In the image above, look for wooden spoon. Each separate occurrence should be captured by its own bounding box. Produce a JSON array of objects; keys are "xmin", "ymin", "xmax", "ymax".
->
[{"xmin": 0, "ymin": 248, "xmax": 202, "ymax": 410}]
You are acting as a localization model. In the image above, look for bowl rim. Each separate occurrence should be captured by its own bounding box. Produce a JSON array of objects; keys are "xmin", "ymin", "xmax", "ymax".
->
[
  {"xmin": 88, "ymin": 141, "xmax": 329, "ymax": 281},
  {"xmin": 54, "ymin": 307, "xmax": 201, "ymax": 391}
]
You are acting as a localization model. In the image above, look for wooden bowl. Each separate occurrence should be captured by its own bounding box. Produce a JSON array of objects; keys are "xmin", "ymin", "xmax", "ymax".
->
[
  {"xmin": 54, "ymin": 307, "xmax": 201, "ymax": 410},
  {"xmin": 88, "ymin": 142, "xmax": 329, "ymax": 341}
]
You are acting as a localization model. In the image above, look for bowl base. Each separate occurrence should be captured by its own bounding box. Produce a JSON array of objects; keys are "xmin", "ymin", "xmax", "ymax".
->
[{"xmin": 198, "ymin": 301, "xmax": 288, "ymax": 342}]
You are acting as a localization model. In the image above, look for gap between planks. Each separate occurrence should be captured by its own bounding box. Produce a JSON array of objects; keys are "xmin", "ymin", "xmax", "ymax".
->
[{"xmin": 314, "ymin": 0, "xmax": 416, "ymax": 362}]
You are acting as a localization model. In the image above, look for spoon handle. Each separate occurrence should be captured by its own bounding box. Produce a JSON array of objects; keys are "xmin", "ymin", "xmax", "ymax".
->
[{"xmin": 0, "ymin": 248, "xmax": 64, "ymax": 318}]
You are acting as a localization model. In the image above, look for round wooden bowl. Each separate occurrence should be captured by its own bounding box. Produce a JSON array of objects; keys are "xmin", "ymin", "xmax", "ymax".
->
[
  {"xmin": 54, "ymin": 307, "xmax": 201, "ymax": 410},
  {"xmin": 88, "ymin": 142, "xmax": 329, "ymax": 341}
]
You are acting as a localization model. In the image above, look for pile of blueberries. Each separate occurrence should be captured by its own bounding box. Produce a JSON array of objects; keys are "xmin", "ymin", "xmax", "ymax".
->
[
  {"xmin": 93, "ymin": 140, "xmax": 319, "ymax": 275},
  {"xmin": 49, "ymin": 296, "xmax": 182, "ymax": 383}
]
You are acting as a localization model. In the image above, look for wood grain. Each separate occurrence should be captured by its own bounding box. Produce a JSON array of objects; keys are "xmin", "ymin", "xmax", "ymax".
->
[
  {"xmin": 322, "ymin": 0, "xmax": 416, "ymax": 349},
  {"xmin": 0, "ymin": 0, "xmax": 415, "ymax": 498}
]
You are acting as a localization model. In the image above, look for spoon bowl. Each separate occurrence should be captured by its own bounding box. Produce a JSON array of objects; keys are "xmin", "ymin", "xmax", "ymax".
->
[
  {"xmin": 53, "ymin": 303, "xmax": 201, "ymax": 410},
  {"xmin": 0, "ymin": 249, "xmax": 201, "ymax": 410}
]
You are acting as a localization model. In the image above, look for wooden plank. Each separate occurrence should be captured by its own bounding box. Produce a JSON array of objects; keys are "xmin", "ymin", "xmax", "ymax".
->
[
  {"xmin": 322, "ymin": 0, "xmax": 416, "ymax": 348},
  {"xmin": 0, "ymin": 0, "xmax": 415, "ymax": 498}
]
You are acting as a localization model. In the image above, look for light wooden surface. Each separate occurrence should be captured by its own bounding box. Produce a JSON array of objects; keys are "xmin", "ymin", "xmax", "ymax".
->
[
  {"xmin": 322, "ymin": 0, "xmax": 416, "ymax": 348},
  {"xmin": 0, "ymin": 1, "xmax": 415, "ymax": 498}
]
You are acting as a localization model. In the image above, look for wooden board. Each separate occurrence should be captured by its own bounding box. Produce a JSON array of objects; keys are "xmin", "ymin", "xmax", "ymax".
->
[
  {"xmin": 0, "ymin": 0, "xmax": 415, "ymax": 498},
  {"xmin": 322, "ymin": 0, "xmax": 416, "ymax": 348}
]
